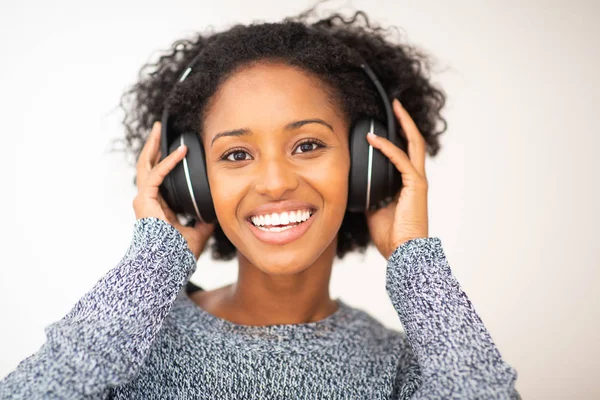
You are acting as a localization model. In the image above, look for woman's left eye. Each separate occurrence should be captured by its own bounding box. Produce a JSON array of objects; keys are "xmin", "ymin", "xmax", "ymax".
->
[{"xmin": 293, "ymin": 140, "xmax": 324, "ymax": 154}]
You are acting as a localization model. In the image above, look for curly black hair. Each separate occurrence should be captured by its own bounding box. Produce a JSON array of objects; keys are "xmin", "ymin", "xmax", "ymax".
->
[{"xmin": 115, "ymin": 3, "xmax": 447, "ymax": 261}]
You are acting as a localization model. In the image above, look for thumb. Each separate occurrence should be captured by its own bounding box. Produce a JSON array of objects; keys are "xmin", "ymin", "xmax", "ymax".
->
[
  {"xmin": 157, "ymin": 192, "xmax": 178, "ymax": 222},
  {"xmin": 188, "ymin": 218, "xmax": 215, "ymax": 237},
  {"xmin": 366, "ymin": 201, "xmax": 394, "ymax": 228}
]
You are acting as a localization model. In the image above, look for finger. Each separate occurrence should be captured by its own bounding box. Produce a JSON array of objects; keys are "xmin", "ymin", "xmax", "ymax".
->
[
  {"xmin": 146, "ymin": 144, "xmax": 187, "ymax": 190},
  {"xmin": 139, "ymin": 122, "xmax": 161, "ymax": 169},
  {"xmin": 136, "ymin": 122, "xmax": 162, "ymax": 187},
  {"xmin": 392, "ymin": 99, "xmax": 426, "ymax": 178},
  {"xmin": 152, "ymin": 149, "xmax": 162, "ymax": 168},
  {"xmin": 366, "ymin": 133, "xmax": 424, "ymax": 183}
]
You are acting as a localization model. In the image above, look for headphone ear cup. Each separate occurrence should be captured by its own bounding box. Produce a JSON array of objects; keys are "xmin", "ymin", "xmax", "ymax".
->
[
  {"xmin": 388, "ymin": 125, "xmax": 407, "ymax": 203},
  {"xmin": 163, "ymin": 132, "xmax": 216, "ymax": 223},
  {"xmin": 347, "ymin": 117, "xmax": 389, "ymax": 212}
]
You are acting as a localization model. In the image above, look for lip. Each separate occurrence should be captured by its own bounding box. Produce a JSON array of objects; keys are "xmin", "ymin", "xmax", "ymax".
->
[
  {"xmin": 246, "ymin": 210, "xmax": 317, "ymax": 245},
  {"xmin": 245, "ymin": 200, "xmax": 318, "ymax": 219}
]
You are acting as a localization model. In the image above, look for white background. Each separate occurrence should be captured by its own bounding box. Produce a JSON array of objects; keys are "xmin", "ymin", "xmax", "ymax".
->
[{"xmin": 1, "ymin": 0, "xmax": 599, "ymax": 398}]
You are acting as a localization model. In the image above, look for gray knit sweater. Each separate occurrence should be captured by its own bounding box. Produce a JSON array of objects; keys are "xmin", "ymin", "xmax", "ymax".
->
[{"xmin": 0, "ymin": 217, "xmax": 519, "ymax": 399}]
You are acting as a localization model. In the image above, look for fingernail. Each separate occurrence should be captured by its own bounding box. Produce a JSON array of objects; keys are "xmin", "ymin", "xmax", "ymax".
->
[
  {"xmin": 393, "ymin": 98, "xmax": 402, "ymax": 109},
  {"xmin": 178, "ymin": 144, "xmax": 186, "ymax": 152},
  {"xmin": 367, "ymin": 131, "xmax": 377, "ymax": 138}
]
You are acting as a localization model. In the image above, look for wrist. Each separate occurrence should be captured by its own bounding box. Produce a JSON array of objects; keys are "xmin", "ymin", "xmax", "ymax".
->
[{"xmin": 387, "ymin": 236, "xmax": 429, "ymax": 258}]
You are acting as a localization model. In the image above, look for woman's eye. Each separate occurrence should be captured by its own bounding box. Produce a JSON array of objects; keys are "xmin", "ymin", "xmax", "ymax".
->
[
  {"xmin": 225, "ymin": 150, "xmax": 250, "ymax": 161},
  {"xmin": 293, "ymin": 141, "xmax": 323, "ymax": 154},
  {"xmin": 222, "ymin": 141, "xmax": 324, "ymax": 161}
]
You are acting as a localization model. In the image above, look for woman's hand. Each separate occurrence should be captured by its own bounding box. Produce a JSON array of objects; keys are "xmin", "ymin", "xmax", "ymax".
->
[
  {"xmin": 365, "ymin": 99, "xmax": 429, "ymax": 259},
  {"xmin": 133, "ymin": 121, "xmax": 214, "ymax": 260}
]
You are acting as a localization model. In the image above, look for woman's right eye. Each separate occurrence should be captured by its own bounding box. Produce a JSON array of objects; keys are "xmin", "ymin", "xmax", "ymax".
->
[{"xmin": 223, "ymin": 150, "xmax": 251, "ymax": 162}]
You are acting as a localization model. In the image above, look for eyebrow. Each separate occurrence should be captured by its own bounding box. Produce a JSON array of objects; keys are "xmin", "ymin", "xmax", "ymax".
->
[{"xmin": 210, "ymin": 118, "xmax": 334, "ymax": 147}]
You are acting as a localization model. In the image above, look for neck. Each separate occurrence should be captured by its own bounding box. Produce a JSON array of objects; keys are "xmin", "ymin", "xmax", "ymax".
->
[{"xmin": 221, "ymin": 238, "xmax": 339, "ymax": 326}]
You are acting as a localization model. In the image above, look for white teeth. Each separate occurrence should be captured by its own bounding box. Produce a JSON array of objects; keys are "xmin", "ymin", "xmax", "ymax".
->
[
  {"xmin": 271, "ymin": 213, "xmax": 280, "ymax": 225},
  {"xmin": 250, "ymin": 209, "xmax": 313, "ymax": 227},
  {"xmin": 280, "ymin": 213, "xmax": 289, "ymax": 225}
]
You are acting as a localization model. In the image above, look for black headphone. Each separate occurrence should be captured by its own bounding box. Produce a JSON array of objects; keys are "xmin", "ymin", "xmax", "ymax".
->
[{"xmin": 159, "ymin": 53, "xmax": 404, "ymax": 224}]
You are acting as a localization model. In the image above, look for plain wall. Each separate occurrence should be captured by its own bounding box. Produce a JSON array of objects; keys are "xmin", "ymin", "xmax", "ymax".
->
[{"xmin": 1, "ymin": 0, "xmax": 599, "ymax": 398}]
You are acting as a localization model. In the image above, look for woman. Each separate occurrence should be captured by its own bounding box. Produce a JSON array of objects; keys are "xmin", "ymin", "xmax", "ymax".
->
[{"xmin": 0, "ymin": 5, "xmax": 520, "ymax": 399}]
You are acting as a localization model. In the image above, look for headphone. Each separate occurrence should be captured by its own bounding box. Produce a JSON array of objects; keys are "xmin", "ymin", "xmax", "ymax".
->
[{"xmin": 159, "ymin": 52, "xmax": 405, "ymax": 225}]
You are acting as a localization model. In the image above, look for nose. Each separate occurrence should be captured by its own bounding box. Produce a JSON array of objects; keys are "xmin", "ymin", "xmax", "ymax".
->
[{"xmin": 253, "ymin": 155, "xmax": 299, "ymax": 199}]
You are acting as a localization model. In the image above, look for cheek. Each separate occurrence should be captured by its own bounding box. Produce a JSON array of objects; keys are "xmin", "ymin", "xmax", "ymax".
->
[
  {"xmin": 206, "ymin": 167, "xmax": 245, "ymax": 227},
  {"xmin": 308, "ymin": 151, "xmax": 350, "ymax": 210}
]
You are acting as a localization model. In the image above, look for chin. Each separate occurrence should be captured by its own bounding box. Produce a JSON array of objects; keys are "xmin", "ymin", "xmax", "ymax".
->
[{"xmin": 248, "ymin": 250, "xmax": 321, "ymax": 276}]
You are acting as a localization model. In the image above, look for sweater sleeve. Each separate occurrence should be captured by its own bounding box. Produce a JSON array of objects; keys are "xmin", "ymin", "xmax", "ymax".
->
[
  {"xmin": 386, "ymin": 237, "xmax": 520, "ymax": 400},
  {"xmin": 0, "ymin": 217, "xmax": 197, "ymax": 400}
]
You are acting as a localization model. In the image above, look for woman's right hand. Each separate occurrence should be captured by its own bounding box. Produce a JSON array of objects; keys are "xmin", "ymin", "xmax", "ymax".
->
[{"xmin": 132, "ymin": 121, "xmax": 215, "ymax": 260}]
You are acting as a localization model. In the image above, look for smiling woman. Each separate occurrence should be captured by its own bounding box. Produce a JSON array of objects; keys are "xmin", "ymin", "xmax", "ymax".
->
[
  {"xmin": 204, "ymin": 62, "xmax": 351, "ymax": 278},
  {"xmin": 0, "ymin": 3, "xmax": 520, "ymax": 400}
]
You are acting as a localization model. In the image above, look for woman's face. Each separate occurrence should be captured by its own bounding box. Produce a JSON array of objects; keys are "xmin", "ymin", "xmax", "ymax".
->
[{"xmin": 202, "ymin": 62, "xmax": 351, "ymax": 275}]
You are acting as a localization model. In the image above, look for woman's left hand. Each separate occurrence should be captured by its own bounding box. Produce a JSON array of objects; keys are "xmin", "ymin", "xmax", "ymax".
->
[{"xmin": 365, "ymin": 98, "xmax": 430, "ymax": 259}]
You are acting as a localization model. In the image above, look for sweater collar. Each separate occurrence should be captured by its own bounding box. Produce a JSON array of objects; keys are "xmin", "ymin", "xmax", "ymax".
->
[{"xmin": 176, "ymin": 290, "xmax": 361, "ymax": 344}]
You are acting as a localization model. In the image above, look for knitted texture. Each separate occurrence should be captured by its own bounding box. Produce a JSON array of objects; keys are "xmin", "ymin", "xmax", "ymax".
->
[{"xmin": 0, "ymin": 218, "xmax": 519, "ymax": 399}]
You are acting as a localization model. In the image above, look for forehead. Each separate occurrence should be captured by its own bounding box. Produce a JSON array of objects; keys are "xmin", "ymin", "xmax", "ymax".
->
[{"xmin": 203, "ymin": 62, "xmax": 344, "ymax": 134}]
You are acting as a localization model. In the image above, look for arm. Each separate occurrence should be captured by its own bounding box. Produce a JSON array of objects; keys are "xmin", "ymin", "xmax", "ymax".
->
[
  {"xmin": 0, "ymin": 217, "xmax": 196, "ymax": 400},
  {"xmin": 387, "ymin": 237, "xmax": 520, "ymax": 400}
]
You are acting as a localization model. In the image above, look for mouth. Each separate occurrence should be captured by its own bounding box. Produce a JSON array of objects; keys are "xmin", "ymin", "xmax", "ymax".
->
[{"xmin": 245, "ymin": 208, "xmax": 317, "ymax": 245}]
